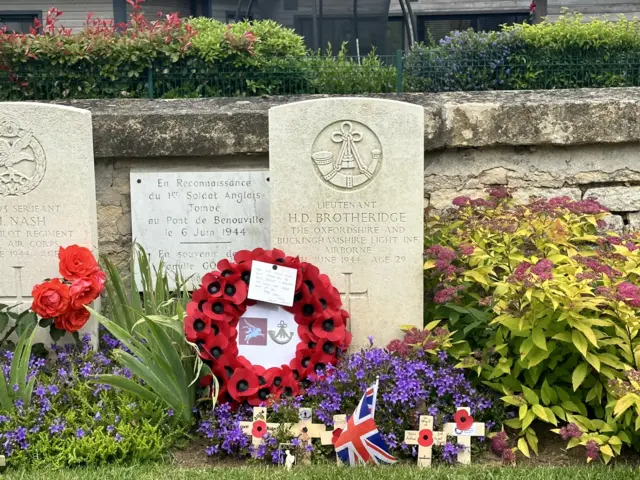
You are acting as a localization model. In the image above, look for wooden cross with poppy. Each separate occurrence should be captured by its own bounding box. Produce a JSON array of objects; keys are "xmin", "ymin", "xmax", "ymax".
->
[
  {"xmin": 443, "ymin": 407, "xmax": 486, "ymax": 464},
  {"xmin": 319, "ymin": 414, "xmax": 348, "ymax": 446},
  {"xmin": 239, "ymin": 407, "xmax": 291, "ymax": 448},
  {"xmin": 403, "ymin": 415, "xmax": 447, "ymax": 467}
]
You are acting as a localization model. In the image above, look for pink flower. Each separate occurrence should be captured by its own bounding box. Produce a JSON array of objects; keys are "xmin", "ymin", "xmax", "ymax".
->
[
  {"xmin": 502, "ymin": 448, "xmax": 516, "ymax": 465},
  {"xmin": 491, "ymin": 431, "xmax": 508, "ymax": 456},
  {"xmin": 559, "ymin": 423, "xmax": 582, "ymax": 441},
  {"xmin": 487, "ymin": 187, "xmax": 511, "ymax": 200},
  {"xmin": 433, "ymin": 286, "xmax": 463, "ymax": 304},
  {"xmin": 531, "ymin": 259, "xmax": 554, "ymax": 281},
  {"xmin": 459, "ymin": 244, "xmax": 475, "ymax": 256},
  {"xmin": 585, "ymin": 440, "xmax": 600, "ymax": 460},
  {"xmin": 452, "ymin": 196, "xmax": 471, "ymax": 207}
]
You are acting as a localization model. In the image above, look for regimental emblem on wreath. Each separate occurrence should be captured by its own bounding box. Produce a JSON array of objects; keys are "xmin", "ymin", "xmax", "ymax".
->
[
  {"xmin": 311, "ymin": 120, "xmax": 382, "ymax": 191},
  {"xmin": 268, "ymin": 320, "xmax": 295, "ymax": 345},
  {"xmin": 0, "ymin": 116, "xmax": 46, "ymax": 197}
]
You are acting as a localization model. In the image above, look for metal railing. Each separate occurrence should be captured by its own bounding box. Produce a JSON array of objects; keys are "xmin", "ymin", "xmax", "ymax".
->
[{"xmin": 2, "ymin": 50, "xmax": 640, "ymax": 101}]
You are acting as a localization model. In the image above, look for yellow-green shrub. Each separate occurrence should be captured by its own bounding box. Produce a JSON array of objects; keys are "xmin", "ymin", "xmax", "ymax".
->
[{"xmin": 425, "ymin": 190, "xmax": 640, "ymax": 463}]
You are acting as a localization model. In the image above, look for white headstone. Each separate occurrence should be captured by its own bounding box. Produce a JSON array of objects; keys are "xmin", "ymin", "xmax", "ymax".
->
[
  {"xmin": 0, "ymin": 103, "xmax": 98, "ymax": 344},
  {"xmin": 269, "ymin": 98, "xmax": 424, "ymax": 348},
  {"xmin": 130, "ymin": 170, "xmax": 270, "ymax": 288}
]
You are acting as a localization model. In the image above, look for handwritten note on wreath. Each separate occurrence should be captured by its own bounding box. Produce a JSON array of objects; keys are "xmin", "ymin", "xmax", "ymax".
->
[{"xmin": 247, "ymin": 261, "xmax": 297, "ymax": 307}]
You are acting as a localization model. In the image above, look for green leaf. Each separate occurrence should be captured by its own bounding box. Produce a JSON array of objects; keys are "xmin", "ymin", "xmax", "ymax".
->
[
  {"xmin": 49, "ymin": 326, "xmax": 66, "ymax": 343},
  {"xmin": 518, "ymin": 438, "xmax": 531, "ymax": 458},
  {"xmin": 532, "ymin": 404, "xmax": 553, "ymax": 424},
  {"xmin": 522, "ymin": 410, "xmax": 536, "ymax": 431},
  {"xmin": 572, "ymin": 362, "xmax": 589, "ymax": 391},
  {"xmin": 0, "ymin": 312, "xmax": 9, "ymax": 334},
  {"xmin": 541, "ymin": 380, "xmax": 558, "ymax": 405},
  {"xmin": 614, "ymin": 393, "xmax": 637, "ymax": 417},
  {"xmin": 522, "ymin": 385, "xmax": 539, "ymax": 405},
  {"xmin": 532, "ymin": 328, "xmax": 547, "ymax": 351},
  {"xmin": 519, "ymin": 404, "xmax": 528, "ymax": 420},
  {"xmin": 572, "ymin": 331, "xmax": 588, "ymax": 357}
]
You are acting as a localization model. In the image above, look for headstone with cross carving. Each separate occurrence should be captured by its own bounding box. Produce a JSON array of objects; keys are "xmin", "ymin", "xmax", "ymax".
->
[
  {"xmin": 0, "ymin": 103, "xmax": 98, "ymax": 346},
  {"xmin": 404, "ymin": 415, "xmax": 447, "ymax": 467},
  {"xmin": 270, "ymin": 98, "xmax": 424, "ymax": 348},
  {"xmin": 443, "ymin": 407, "xmax": 486, "ymax": 465}
]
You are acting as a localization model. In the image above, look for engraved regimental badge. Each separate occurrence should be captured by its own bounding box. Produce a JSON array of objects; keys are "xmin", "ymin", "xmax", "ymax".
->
[
  {"xmin": 268, "ymin": 320, "xmax": 295, "ymax": 345},
  {"xmin": 0, "ymin": 116, "xmax": 46, "ymax": 196},
  {"xmin": 311, "ymin": 120, "xmax": 382, "ymax": 191}
]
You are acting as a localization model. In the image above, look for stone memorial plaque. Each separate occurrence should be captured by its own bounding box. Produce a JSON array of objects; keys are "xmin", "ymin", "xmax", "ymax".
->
[
  {"xmin": 130, "ymin": 170, "xmax": 269, "ymax": 288},
  {"xmin": 0, "ymin": 103, "xmax": 98, "ymax": 343},
  {"xmin": 270, "ymin": 98, "xmax": 424, "ymax": 348}
]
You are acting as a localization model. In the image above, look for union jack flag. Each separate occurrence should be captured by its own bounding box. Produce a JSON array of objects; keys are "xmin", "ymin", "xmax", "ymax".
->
[{"xmin": 334, "ymin": 379, "xmax": 397, "ymax": 466}]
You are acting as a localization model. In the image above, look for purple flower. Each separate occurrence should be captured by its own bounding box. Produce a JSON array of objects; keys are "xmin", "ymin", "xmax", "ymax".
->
[
  {"xmin": 48, "ymin": 385, "xmax": 59, "ymax": 395},
  {"xmin": 49, "ymin": 419, "xmax": 66, "ymax": 435},
  {"xmin": 115, "ymin": 434, "xmax": 123, "ymax": 442},
  {"xmin": 75, "ymin": 428, "xmax": 85, "ymax": 439},
  {"xmin": 107, "ymin": 425, "xmax": 115, "ymax": 433}
]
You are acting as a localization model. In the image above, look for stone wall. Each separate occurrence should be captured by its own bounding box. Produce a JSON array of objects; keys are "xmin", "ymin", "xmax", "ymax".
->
[{"xmin": 63, "ymin": 88, "xmax": 640, "ymax": 267}]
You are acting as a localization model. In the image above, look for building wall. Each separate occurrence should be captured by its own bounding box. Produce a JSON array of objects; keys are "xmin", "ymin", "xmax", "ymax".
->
[
  {"xmin": 547, "ymin": 1, "xmax": 640, "ymax": 18},
  {"xmin": 127, "ymin": 0, "xmax": 193, "ymax": 19},
  {"xmin": 62, "ymin": 88, "xmax": 640, "ymax": 270},
  {"xmin": 388, "ymin": 0, "xmax": 531, "ymax": 15},
  {"xmin": 0, "ymin": 0, "xmax": 113, "ymax": 31}
]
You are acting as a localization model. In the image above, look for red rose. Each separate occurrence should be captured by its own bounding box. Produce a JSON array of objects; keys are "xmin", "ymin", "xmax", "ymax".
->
[
  {"xmin": 69, "ymin": 277, "xmax": 101, "ymax": 309},
  {"xmin": 54, "ymin": 307, "xmax": 90, "ymax": 332},
  {"xmin": 59, "ymin": 245, "xmax": 99, "ymax": 280},
  {"xmin": 31, "ymin": 279, "xmax": 70, "ymax": 318},
  {"xmin": 92, "ymin": 270, "xmax": 106, "ymax": 293}
]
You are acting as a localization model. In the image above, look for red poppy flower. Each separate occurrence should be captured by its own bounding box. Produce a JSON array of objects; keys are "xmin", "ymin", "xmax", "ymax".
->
[
  {"xmin": 199, "ymin": 334, "xmax": 231, "ymax": 362},
  {"xmin": 311, "ymin": 309, "xmax": 347, "ymax": 342},
  {"xmin": 220, "ymin": 274, "xmax": 248, "ymax": 305},
  {"xmin": 201, "ymin": 299, "xmax": 235, "ymax": 323},
  {"xmin": 278, "ymin": 372, "xmax": 300, "ymax": 398},
  {"xmin": 418, "ymin": 429, "xmax": 434, "ymax": 448},
  {"xmin": 332, "ymin": 428, "xmax": 343, "ymax": 446},
  {"xmin": 454, "ymin": 409, "xmax": 474, "ymax": 431},
  {"xmin": 184, "ymin": 314, "xmax": 211, "ymax": 342},
  {"xmin": 298, "ymin": 324, "xmax": 319, "ymax": 344},
  {"xmin": 227, "ymin": 368, "xmax": 259, "ymax": 402},
  {"xmin": 234, "ymin": 248, "xmax": 264, "ymax": 264},
  {"xmin": 202, "ymin": 272, "xmax": 225, "ymax": 298},
  {"xmin": 252, "ymin": 420, "xmax": 268, "ymax": 438},
  {"xmin": 188, "ymin": 288, "xmax": 211, "ymax": 319}
]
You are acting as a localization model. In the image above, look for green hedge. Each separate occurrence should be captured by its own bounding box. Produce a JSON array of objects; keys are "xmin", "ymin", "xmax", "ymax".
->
[
  {"xmin": 405, "ymin": 14, "xmax": 640, "ymax": 92},
  {"xmin": 0, "ymin": 8, "xmax": 396, "ymax": 100}
]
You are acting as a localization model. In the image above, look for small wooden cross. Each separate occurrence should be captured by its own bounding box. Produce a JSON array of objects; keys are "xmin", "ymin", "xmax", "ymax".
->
[
  {"xmin": 290, "ymin": 408, "xmax": 327, "ymax": 443},
  {"xmin": 443, "ymin": 407, "xmax": 485, "ymax": 465},
  {"xmin": 288, "ymin": 408, "xmax": 326, "ymax": 464},
  {"xmin": 240, "ymin": 407, "xmax": 326, "ymax": 451},
  {"xmin": 404, "ymin": 415, "xmax": 447, "ymax": 467},
  {"xmin": 0, "ymin": 454, "xmax": 5, "ymax": 467},
  {"xmin": 320, "ymin": 414, "xmax": 348, "ymax": 446},
  {"xmin": 239, "ymin": 407, "xmax": 291, "ymax": 447}
]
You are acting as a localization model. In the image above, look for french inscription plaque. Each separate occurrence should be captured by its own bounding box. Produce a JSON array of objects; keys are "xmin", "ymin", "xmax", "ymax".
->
[{"xmin": 130, "ymin": 170, "xmax": 270, "ymax": 289}]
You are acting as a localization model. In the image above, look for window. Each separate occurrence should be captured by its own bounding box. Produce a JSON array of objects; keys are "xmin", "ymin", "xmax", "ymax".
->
[
  {"xmin": 295, "ymin": 15, "xmax": 391, "ymax": 56},
  {"xmin": 418, "ymin": 12, "xmax": 529, "ymax": 44},
  {"xmin": 0, "ymin": 12, "xmax": 39, "ymax": 34},
  {"xmin": 387, "ymin": 17, "xmax": 405, "ymax": 55}
]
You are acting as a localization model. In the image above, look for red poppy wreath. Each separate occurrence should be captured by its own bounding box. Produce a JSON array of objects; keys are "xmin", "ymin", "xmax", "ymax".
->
[{"xmin": 185, "ymin": 248, "xmax": 352, "ymax": 406}]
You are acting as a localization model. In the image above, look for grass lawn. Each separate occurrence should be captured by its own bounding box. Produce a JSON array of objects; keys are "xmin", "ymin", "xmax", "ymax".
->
[{"xmin": 3, "ymin": 465, "xmax": 640, "ymax": 480}]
